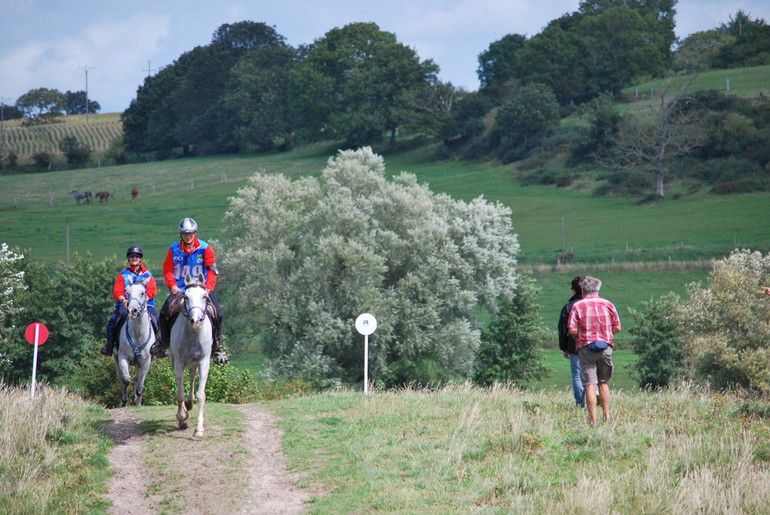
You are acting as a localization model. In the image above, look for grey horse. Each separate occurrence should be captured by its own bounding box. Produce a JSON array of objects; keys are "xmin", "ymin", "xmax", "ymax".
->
[
  {"xmin": 115, "ymin": 277, "xmax": 155, "ymax": 407},
  {"xmin": 170, "ymin": 273, "xmax": 213, "ymax": 437}
]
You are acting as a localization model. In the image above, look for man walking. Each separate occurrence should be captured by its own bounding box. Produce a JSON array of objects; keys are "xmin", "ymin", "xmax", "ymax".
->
[
  {"xmin": 568, "ymin": 276, "xmax": 621, "ymax": 426},
  {"xmin": 558, "ymin": 276, "xmax": 585, "ymax": 408}
]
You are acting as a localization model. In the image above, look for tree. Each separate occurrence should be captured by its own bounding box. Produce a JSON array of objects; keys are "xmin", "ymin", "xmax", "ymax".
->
[
  {"xmin": 577, "ymin": 6, "xmax": 670, "ymax": 95},
  {"xmin": 63, "ymin": 90, "xmax": 101, "ymax": 115},
  {"xmin": 477, "ymin": 34, "xmax": 527, "ymax": 91},
  {"xmin": 679, "ymin": 249, "xmax": 770, "ymax": 391},
  {"xmin": 293, "ymin": 22, "xmax": 438, "ymax": 149},
  {"xmin": 494, "ymin": 82, "xmax": 560, "ymax": 147},
  {"xmin": 223, "ymin": 45, "xmax": 297, "ymax": 151},
  {"xmin": 628, "ymin": 293, "xmax": 685, "ymax": 388},
  {"xmin": 675, "ymin": 30, "xmax": 735, "ymax": 72},
  {"xmin": 473, "ymin": 276, "xmax": 547, "ymax": 387},
  {"xmin": 219, "ymin": 147, "xmax": 519, "ymax": 386},
  {"xmin": 123, "ymin": 21, "xmax": 289, "ymax": 156},
  {"xmin": 15, "ymin": 87, "xmax": 65, "ymax": 122},
  {"xmin": 603, "ymin": 80, "xmax": 703, "ymax": 197},
  {"xmin": 569, "ymin": 92, "xmax": 622, "ymax": 164},
  {"xmin": 514, "ymin": 14, "xmax": 592, "ymax": 105},
  {"xmin": 713, "ymin": 11, "xmax": 770, "ymax": 68},
  {"xmin": 4, "ymin": 253, "xmax": 120, "ymax": 385},
  {"xmin": 0, "ymin": 244, "xmax": 27, "ymax": 378},
  {"xmin": 59, "ymin": 135, "xmax": 91, "ymax": 168}
]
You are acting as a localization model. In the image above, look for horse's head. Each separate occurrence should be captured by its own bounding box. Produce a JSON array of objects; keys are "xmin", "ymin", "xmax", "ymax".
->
[
  {"xmin": 183, "ymin": 273, "xmax": 208, "ymax": 330},
  {"xmin": 125, "ymin": 277, "xmax": 149, "ymax": 319}
]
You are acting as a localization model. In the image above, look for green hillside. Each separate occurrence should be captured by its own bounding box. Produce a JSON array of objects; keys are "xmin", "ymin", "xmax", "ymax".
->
[{"xmin": 2, "ymin": 142, "xmax": 768, "ymax": 350}]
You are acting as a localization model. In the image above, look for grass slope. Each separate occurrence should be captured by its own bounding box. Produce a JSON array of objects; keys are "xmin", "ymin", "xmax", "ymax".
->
[{"xmin": 1, "ymin": 142, "xmax": 767, "ymax": 349}]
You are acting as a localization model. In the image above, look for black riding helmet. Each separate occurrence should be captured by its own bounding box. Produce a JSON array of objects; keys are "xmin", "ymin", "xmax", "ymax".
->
[{"xmin": 126, "ymin": 245, "xmax": 143, "ymax": 257}]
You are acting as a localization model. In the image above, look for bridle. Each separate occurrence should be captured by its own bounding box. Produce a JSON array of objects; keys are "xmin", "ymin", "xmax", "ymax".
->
[
  {"xmin": 126, "ymin": 281, "xmax": 148, "ymax": 317},
  {"xmin": 124, "ymin": 281, "xmax": 152, "ymax": 363},
  {"xmin": 182, "ymin": 284, "xmax": 209, "ymax": 322}
]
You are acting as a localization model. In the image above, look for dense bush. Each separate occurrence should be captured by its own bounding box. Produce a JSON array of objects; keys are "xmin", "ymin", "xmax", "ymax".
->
[
  {"xmin": 74, "ymin": 353, "xmax": 311, "ymax": 407},
  {"xmin": 473, "ymin": 276, "xmax": 547, "ymax": 387},
  {"xmin": 220, "ymin": 147, "xmax": 520, "ymax": 387},
  {"xmin": 679, "ymin": 249, "xmax": 770, "ymax": 391},
  {"xmin": 592, "ymin": 170, "xmax": 651, "ymax": 196},
  {"xmin": 628, "ymin": 293, "xmax": 686, "ymax": 388}
]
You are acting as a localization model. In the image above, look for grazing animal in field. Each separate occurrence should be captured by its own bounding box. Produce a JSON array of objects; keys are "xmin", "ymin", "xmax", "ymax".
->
[
  {"xmin": 131, "ymin": 186, "xmax": 138, "ymax": 202},
  {"xmin": 171, "ymin": 273, "xmax": 214, "ymax": 437},
  {"xmin": 115, "ymin": 277, "xmax": 155, "ymax": 407},
  {"xmin": 96, "ymin": 191, "xmax": 111, "ymax": 203},
  {"xmin": 70, "ymin": 190, "xmax": 92, "ymax": 204}
]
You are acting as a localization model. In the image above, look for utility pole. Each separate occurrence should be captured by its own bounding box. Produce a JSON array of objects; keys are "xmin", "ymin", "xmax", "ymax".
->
[
  {"xmin": 80, "ymin": 65, "xmax": 94, "ymax": 122},
  {"xmin": 145, "ymin": 60, "xmax": 156, "ymax": 78}
]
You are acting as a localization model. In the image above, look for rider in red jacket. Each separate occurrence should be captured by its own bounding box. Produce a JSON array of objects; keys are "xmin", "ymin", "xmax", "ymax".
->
[
  {"xmin": 101, "ymin": 246, "xmax": 160, "ymax": 355},
  {"xmin": 151, "ymin": 217, "xmax": 228, "ymax": 363}
]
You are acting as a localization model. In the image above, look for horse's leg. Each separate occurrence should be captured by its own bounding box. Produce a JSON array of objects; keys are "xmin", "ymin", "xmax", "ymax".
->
[
  {"xmin": 174, "ymin": 359, "xmax": 189, "ymax": 429},
  {"xmin": 116, "ymin": 357, "xmax": 130, "ymax": 408},
  {"xmin": 132, "ymin": 356, "xmax": 152, "ymax": 406},
  {"xmin": 193, "ymin": 359, "xmax": 210, "ymax": 437},
  {"xmin": 185, "ymin": 364, "xmax": 197, "ymax": 411}
]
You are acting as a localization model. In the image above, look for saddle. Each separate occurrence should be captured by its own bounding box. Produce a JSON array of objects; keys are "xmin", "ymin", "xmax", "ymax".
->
[
  {"xmin": 112, "ymin": 313, "xmax": 159, "ymax": 349},
  {"xmin": 166, "ymin": 293, "xmax": 221, "ymax": 340}
]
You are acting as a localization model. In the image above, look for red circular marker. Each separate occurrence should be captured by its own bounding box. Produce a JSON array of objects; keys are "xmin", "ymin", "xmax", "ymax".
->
[{"xmin": 25, "ymin": 323, "xmax": 49, "ymax": 346}]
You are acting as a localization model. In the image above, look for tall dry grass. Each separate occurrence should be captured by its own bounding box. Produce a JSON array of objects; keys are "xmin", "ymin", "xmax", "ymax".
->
[
  {"xmin": 272, "ymin": 382, "xmax": 770, "ymax": 513},
  {"xmin": 0, "ymin": 383, "xmax": 109, "ymax": 513}
]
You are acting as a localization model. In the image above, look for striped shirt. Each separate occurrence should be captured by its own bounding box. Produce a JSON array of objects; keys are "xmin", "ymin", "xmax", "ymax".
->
[{"xmin": 567, "ymin": 293, "xmax": 621, "ymax": 350}]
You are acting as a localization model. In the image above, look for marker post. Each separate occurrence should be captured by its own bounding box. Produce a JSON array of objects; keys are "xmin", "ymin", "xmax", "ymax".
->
[
  {"xmin": 25, "ymin": 322, "xmax": 49, "ymax": 398},
  {"xmin": 355, "ymin": 313, "xmax": 377, "ymax": 394}
]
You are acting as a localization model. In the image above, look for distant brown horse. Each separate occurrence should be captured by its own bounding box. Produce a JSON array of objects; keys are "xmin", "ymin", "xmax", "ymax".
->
[
  {"xmin": 131, "ymin": 186, "xmax": 138, "ymax": 202},
  {"xmin": 95, "ymin": 191, "xmax": 111, "ymax": 203}
]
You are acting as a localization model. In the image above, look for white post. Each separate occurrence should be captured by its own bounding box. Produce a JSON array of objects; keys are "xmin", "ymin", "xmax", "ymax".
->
[
  {"xmin": 355, "ymin": 313, "xmax": 377, "ymax": 395},
  {"xmin": 364, "ymin": 334, "xmax": 369, "ymax": 394},
  {"xmin": 31, "ymin": 325, "xmax": 40, "ymax": 399}
]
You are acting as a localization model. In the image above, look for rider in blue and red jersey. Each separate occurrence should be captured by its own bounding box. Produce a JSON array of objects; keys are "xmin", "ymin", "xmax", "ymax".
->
[
  {"xmin": 151, "ymin": 217, "xmax": 228, "ymax": 363},
  {"xmin": 101, "ymin": 246, "xmax": 160, "ymax": 356}
]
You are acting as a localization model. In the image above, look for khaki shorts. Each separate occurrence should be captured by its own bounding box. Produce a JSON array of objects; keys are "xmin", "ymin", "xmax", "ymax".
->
[{"xmin": 578, "ymin": 346, "xmax": 614, "ymax": 385}]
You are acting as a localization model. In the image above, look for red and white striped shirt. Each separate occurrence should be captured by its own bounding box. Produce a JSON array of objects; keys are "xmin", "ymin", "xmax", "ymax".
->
[{"xmin": 567, "ymin": 293, "xmax": 621, "ymax": 350}]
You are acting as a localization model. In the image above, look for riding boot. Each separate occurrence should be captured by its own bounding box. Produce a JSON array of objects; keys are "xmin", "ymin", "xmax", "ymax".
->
[
  {"xmin": 100, "ymin": 339, "xmax": 113, "ymax": 356},
  {"xmin": 212, "ymin": 325, "xmax": 229, "ymax": 365},
  {"xmin": 151, "ymin": 326, "xmax": 169, "ymax": 358}
]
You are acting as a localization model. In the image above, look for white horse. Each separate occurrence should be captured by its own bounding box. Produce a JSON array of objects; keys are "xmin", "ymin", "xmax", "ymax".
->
[
  {"xmin": 116, "ymin": 277, "xmax": 155, "ymax": 407},
  {"xmin": 171, "ymin": 273, "xmax": 213, "ymax": 437}
]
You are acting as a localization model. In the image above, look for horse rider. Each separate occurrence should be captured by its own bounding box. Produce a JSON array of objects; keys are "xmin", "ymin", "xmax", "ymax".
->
[
  {"xmin": 101, "ymin": 246, "xmax": 160, "ymax": 356},
  {"xmin": 151, "ymin": 217, "xmax": 229, "ymax": 364}
]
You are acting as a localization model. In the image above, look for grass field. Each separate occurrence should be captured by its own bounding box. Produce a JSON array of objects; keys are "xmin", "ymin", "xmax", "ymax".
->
[{"xmin": 1, "ymin": 141, "xmax": 766, "ymax": 346}]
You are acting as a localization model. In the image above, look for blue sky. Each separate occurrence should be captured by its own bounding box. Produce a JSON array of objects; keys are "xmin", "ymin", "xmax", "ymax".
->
[{"xmin": 2, "ymin": 0, "xmax": 769, "ymax": 113}]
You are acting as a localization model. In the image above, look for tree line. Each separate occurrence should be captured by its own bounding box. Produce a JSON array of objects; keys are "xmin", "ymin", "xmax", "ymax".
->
[
  {"xmin": 3, "ymin": 88, "xmax": 101, "ymax": 124},
  {"xmin": 117, "ymin": 3, "xmax": 769, "ymax": 198}
]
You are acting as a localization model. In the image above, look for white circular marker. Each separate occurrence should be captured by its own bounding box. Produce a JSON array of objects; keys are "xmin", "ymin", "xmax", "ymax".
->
[{"xmin": 355, "ymin": 313, "xmax": 377, "ymax": 335}]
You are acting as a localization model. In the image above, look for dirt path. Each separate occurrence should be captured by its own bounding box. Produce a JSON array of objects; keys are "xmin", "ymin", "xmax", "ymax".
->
[{"xmin": 103, "ymin": 405, "xmax": 313, "ymax": 514}]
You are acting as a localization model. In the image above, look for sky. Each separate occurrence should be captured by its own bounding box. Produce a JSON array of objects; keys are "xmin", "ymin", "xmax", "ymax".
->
[{"xmin": 2, "ymin": 0, "xmax": 769, "ymax": 113}]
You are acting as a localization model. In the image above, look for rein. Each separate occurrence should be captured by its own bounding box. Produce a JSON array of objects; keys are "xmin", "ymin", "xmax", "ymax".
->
[
  {"xmin": 124, "ymin": 319, "xmax": 153, "ymax": 364},
  {"xmin": 125, "ymin": 281, "xmax": 151, "ymax": 363}
]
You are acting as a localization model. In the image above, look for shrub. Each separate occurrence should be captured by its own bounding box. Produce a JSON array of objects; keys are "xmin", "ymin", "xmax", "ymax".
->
[
  {"xmin": 679, "ymin": 249, "xmax": 770, "ymax": 391},
  {"xmin": 711, "ymin": 178, "xmax": 770, "ymax": 194},
  {"xmin": 628, "ymin": 293, "xmax": 686, "ymax": 388},
  {"xmin": 74, "ymin": 352, "xmax": 310, "ymax": 407}
]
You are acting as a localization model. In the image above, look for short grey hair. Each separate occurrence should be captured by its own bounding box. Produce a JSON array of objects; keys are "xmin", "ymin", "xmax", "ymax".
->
[{"xmin": 581, "ymin": 276, "xmax": 602, "ymax": 293}]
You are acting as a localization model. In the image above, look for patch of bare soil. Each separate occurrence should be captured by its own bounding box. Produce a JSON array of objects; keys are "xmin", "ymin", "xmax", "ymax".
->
[{"xmin": 104, "ymin": 405, "xmax": 313, "ymax": 514}]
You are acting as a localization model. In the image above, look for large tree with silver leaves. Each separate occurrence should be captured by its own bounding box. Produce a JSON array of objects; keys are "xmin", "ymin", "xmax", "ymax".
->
[{"xmin": 220, "ymin": 147, "xmax": 519, "ymax": 386}]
